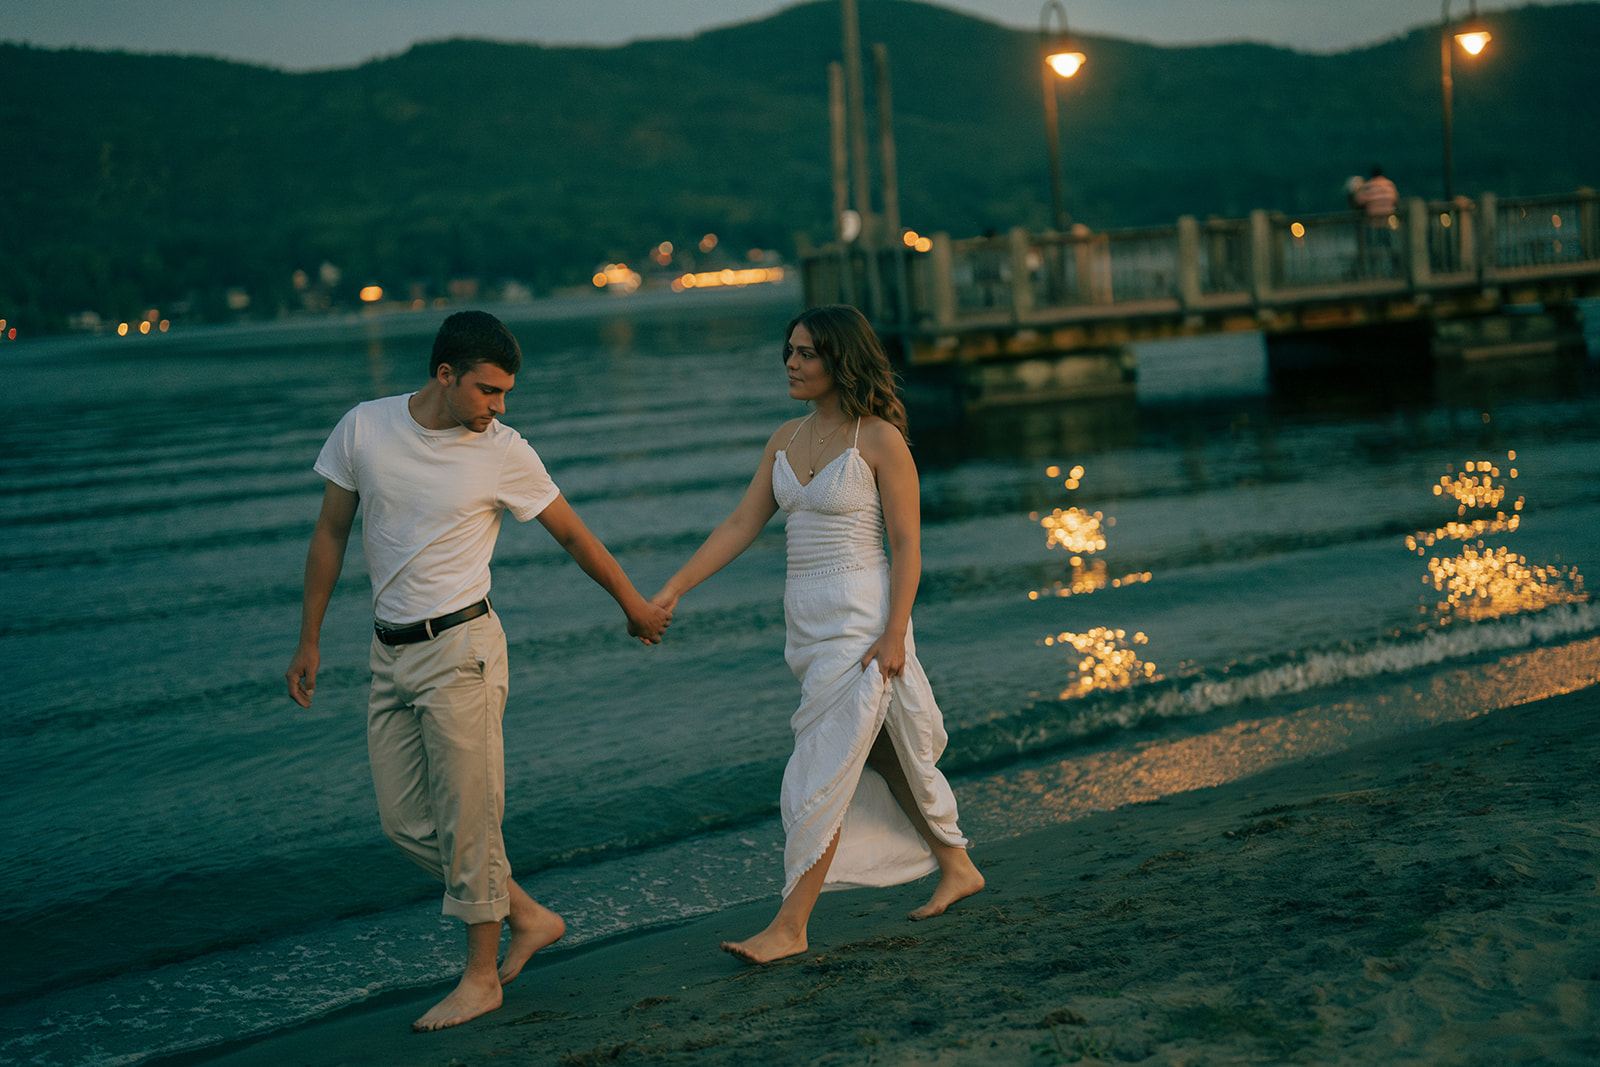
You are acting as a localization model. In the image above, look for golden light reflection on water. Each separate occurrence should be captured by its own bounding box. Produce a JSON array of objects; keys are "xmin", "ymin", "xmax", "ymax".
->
[
  {"xmin": 1028, "ymin": 464, "xmax": 1151, "ymax": 599},
  {"xmin": 1031, "ymin": 463, "xmax": 1161, "ymax": 696},
  {"xmin": 1409, "ymin": 447, "xmax": 1587, "ymax": 624},
  {"xmin": 1043, "ymin": 627, "xmax": 1159, "ymax": 696},
  {"xmin": 1434, "ymin": 457, "xmax": 1513, "ymax": 513},
  {"xmin": 1425, "ymin": 545, "xmax": 1586, "ymax": 621}
]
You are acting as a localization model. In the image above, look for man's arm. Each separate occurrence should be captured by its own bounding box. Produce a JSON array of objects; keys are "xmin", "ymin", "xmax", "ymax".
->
[
  {"xmin": 285, "ymin": 481, "xmax": 359, "ymax": 707},
  {"xmin": 536, "ymin": 494, "xmax": 670, "ymax": 644}
]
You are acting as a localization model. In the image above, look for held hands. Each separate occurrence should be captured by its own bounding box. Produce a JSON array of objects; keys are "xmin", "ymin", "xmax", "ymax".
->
[
  {"xmin": 626, "ymin": 598, "xmax": 672, "ymax": 645},
  {"xmin": 625, "ymin": 588, "xmax": 681, "ymax": 646}
]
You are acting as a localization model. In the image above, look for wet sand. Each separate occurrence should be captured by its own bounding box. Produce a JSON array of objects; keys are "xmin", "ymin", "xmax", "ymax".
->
[{"xmin": 176, "ymin": 683, "xmax": 1600, "ymax": 1066}]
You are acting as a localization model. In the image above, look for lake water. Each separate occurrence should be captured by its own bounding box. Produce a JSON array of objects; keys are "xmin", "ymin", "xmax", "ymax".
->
[{"xmin": 2, "ymin": 284, "xmax": 1597, "ymax": 1065}]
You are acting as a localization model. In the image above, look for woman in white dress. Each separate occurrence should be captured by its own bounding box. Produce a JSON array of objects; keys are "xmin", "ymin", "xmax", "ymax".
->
[{"xmin": 651, "ymin": 305, "xmax": 984, "ymax": 963}]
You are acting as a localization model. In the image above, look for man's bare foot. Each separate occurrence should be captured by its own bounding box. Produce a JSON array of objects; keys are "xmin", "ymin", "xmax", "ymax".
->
[
  {"xmin": 909, "ymin": 860, "xmax": 985, "ymax": 921},
  {"xmin": 411, "ymin": 970, "xmax": 502, "ymax": 1032},
  {"xmin": 720, "ymin": 922, "xmax": 807, "ymax": 964},
  {"xmin": 498, "ymin": 897, "xmax": 565, "ymax": 985}
]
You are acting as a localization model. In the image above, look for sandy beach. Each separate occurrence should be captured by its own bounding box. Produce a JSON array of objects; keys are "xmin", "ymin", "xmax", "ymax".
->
[{"xmin": 171, "ymin": 682, "xmax": 1600, "ymax": 1066}]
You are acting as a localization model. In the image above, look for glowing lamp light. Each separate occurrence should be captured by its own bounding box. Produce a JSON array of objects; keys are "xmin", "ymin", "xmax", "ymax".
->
[
  {"xmin": 1047, "ymin": 50, "xmax": 1085, "ymax": 78},
  {"xmin": 1455, "ymin": 29, "xmax": 1491, "ymax": 54},
  {"xmin": 359, "ymin": 286, "xmax": 383, "ymax": 303}
]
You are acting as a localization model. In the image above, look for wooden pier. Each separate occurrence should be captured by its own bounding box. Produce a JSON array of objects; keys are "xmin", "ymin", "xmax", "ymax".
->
[{"xmin": 799, "ymin": 189, "xmax": 1600, "ymax": 406}]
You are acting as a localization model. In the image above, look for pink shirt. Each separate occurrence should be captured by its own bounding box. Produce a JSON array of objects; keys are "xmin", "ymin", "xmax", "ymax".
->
[{"xmin": 1356, "ymin": 176, "xmax": 1398, "ymax": 218}]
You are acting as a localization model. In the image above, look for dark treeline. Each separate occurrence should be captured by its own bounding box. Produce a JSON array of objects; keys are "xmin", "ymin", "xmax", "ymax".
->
[{"xmin": 2, "ymin": 0, "xmax": 1596, "ymax": 333}]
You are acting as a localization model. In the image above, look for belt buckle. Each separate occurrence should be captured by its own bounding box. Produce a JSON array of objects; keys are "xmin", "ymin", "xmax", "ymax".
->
[{"xmin": 374, "ymin": 621, "xmax": 409, "ymax": 645}]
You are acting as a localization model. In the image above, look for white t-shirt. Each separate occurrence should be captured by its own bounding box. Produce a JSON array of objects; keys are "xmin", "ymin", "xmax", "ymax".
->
[{"xmin": 315, "ymin": 393, "xmax": 560, "ymax": 625}]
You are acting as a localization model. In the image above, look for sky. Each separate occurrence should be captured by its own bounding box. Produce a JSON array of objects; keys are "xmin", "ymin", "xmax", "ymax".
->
[{"xmin": 0, "ymin": 0, "xmax": 1559, "ymax": 71}]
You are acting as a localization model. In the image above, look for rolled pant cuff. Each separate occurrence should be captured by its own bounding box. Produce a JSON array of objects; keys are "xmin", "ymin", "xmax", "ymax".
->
[{"xmin": 442, "ymin": 890, "xmax": 511, "ymax": 925}]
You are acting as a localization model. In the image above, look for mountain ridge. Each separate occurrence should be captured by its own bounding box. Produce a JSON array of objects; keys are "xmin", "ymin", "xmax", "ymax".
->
[{"xmin": 1, "ymin": 0, "xmax": 1595, "ymax": 332}]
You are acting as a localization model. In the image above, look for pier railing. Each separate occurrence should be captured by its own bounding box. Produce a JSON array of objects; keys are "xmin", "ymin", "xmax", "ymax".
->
[{"xmin": 800, "ymin": 189, "xmax": 1600, "ymax": 360}]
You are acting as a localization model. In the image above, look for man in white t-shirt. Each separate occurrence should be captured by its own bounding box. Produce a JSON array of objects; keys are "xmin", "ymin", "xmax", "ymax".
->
[{"xmin": 285, "ymin": 310, "xmax": 670, "ymax": 1032}]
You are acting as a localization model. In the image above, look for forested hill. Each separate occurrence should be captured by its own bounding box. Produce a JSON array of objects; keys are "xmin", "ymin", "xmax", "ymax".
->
[{"xmin": 2, "ymin": 0, "xmax": 1596, "ymax": 332}]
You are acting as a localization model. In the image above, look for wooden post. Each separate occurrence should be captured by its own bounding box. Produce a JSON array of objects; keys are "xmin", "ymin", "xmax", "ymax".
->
[
  {"xmin": 930, "ymin": 233, "xmax": 956, "ymax": 328},
  {"xmin": 1248, "ymin": 209, "xmax": 1274, "ymax": 307},
  {"xmin": 1457, "ymin": 199, "xmax": 1476, "ymax": 276},
  {"xmin": 1580, "ymin": 187, "xmax": 1599, "ymax": 263},
  {"xmin": 873, "ymin": 44, "xmax": 907, "ymax": 329},
  {"xmin": 1177, "ymin": 215, "xmax": 1202, "ymax": 311},
  {"xmin": 1008, "ymin": 226, "xmax": 1034, "ymax": 318},
  {"xmin": 1477, "ymin": 191, "xmax": 1498, "ymax": 286},
  {"xmin": 873, "ymin": 44, "xmax": 900, "ymax": 237},
  {"xmin": 840, "ymin": 0, "xmax": 874, "ymax": 241},
  {"xmin": 1073, "ymin": 233, "xmax": 1094, "ymax": 304},
  {"xmin": 839, "ymin": 0, "xmax": 883, "ymax": 318},
  {"xmin": 1403, "ymin": 197, "xmax": 1431, "ymax": 289},
  {"xmin": 828, "ymin": 63, "xmax": 849, "ymax": 246}
]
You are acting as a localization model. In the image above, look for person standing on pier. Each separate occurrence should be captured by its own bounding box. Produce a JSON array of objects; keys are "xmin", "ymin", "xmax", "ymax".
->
[
  {"xmin": 1353, "ymin": 165, "xmax": 1400, "ymax": 275},
  {"xmin": 284, "ymin": 309, "xmax": 670, "ymax": 1031},
  {"xmin": 1355, "ymin": 165, "xmax": 1398, "ymax": 221},
  {"xmin": 650, "ymin": 304, "xmax": 984, "ymax": 964}
]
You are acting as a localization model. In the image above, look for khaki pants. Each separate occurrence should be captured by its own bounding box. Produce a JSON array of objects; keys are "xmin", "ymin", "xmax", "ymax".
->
[{"xmin": 367, "ymin": 610, "xmax": 511, "ymax": 924}]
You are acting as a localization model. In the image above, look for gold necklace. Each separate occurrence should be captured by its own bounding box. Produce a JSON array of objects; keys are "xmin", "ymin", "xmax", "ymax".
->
[{"xmin": 808, "ymin": 414, "xmax": 846, "ymax": 477}]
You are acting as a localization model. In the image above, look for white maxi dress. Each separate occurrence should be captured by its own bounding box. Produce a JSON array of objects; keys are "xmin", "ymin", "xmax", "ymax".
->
[{"xmin": 772, "ymin": 421, "xmax": 968, "ymax": 898}]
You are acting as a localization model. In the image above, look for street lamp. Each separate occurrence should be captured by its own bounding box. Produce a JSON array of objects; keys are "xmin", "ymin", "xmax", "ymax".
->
[
  {"xmin": 1441, "ymin": 0, "xmax": 1493, "ymax": 201},
  {"xmin": 1041, "ymin": 0, "xmax": 1086, "ymax": 231}
]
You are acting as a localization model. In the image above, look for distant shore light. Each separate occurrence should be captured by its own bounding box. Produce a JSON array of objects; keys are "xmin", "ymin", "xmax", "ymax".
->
[{"xmin": 671, "ymin": 267, "xmax": 785, "ymax": 292}]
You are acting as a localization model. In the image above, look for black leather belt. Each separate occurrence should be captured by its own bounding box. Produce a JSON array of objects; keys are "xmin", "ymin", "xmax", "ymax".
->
[{"xmin": 374, "ymin": 599, "xmax": 490, "ymax": 646}]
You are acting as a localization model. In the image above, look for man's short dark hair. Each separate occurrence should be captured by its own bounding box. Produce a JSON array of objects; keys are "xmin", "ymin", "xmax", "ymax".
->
[{"xmin": 430, "ymin": 310, "xmax": 523, "ymax": 378}]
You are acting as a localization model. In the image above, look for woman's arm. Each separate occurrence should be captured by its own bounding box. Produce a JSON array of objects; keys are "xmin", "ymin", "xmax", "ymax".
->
[
  {"xmin": 651, "ymin": 425, "xmax": 789, "ymax": 612},
  {"xmin": 859, "ymin": 417, "xmax": 922, "ymax": 679}
]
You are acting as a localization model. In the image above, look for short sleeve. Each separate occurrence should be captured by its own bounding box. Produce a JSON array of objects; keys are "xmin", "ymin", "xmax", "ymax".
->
[
  {"xmin": 314, "ymin": 407, "xmax": 360, "ymax": 492},
  {"xmin": 500, "ymin": 436, "xmax": 560, "ymax": 522}
]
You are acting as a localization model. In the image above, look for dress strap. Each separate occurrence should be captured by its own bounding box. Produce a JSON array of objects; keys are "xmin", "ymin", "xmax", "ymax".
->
[
  {"xmin": 784, "ymin": 412, "xmax": 812, "ymax": 451},
  {"xmin": 785, "ymin": 414, "xmax": 812, "ymax": 451},
  {"xmin": 852, "ymin": 417, "xmax": 862, "ymax": 447}
]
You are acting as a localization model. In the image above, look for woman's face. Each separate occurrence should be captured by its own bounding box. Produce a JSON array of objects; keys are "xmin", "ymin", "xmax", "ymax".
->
[{"xmin": 785, "ymin": 323, "xmax": 836, "ymax": 404}]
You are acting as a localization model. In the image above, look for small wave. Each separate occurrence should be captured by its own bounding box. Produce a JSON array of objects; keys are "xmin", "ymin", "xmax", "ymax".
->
[{"xmin": 942, "ymin": 602, "xmax": 1600, "ymax": 770}]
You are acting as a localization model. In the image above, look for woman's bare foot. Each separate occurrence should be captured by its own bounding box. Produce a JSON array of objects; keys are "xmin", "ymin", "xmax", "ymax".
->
[
  {"xmin": 498, "ymin": 893, "xmax": 566, "ymax": 985},
  {"xmin": 412, "ymin": 970, "xmax": 502, "ymax": 1032},
  {"xmin": 909, "ymin": 858, "xmax": 985, "ymax": 921},
  {"xmin": 720, "ymin": 920, "xmax": 807, "ymax": 964}
]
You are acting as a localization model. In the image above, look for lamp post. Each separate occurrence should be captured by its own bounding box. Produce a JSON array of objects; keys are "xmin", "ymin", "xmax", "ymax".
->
[
  {"xmin": 1441, "ymin": 0, "xmax": 1492, "ymax": 201},
  {"xmin": 1040, "ymin": 0, "xmax": 1086, "ymax": 231}
]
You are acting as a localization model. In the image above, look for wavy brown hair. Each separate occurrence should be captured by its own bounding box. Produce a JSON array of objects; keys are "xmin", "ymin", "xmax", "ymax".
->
[{"xmin": 783, "ymin": 304, "xmax": 909, "ymax": 439}]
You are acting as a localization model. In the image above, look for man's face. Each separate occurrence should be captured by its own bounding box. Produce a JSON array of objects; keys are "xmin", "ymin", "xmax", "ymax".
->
[{"xmin": 440, "ymin": 362, "xmax": 514, "ymax": 432}]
